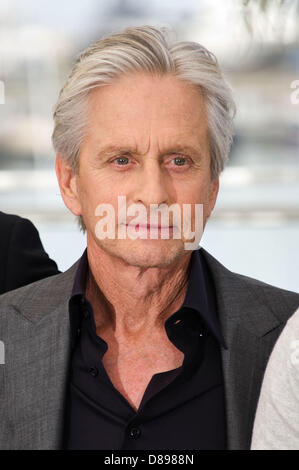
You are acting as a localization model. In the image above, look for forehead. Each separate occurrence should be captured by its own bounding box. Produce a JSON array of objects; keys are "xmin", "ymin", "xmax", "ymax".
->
[
  {"xmin": 87, "ymin": 73, "xmax": 207, "ymax": 130},
  {"xmin": 83, "ymin": 74, "xmax": 209, "ymax": 159}
]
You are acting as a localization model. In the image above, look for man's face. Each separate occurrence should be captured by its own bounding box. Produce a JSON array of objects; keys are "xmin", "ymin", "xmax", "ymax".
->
[{"xmin": 61, "ymin": 72, "xmax": 219, "ymax": 268}]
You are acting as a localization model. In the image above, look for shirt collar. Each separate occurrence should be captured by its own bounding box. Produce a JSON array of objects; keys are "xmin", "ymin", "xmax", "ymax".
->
[
  {"xmin": 70, "ymin": 247, "xmax": 227, "ymax": 349},
  {"xmin": 182, "ymin": 247, "xmax": 227, "ymax": 349},
  {"xmin": 71, "ymin": 248, "xmax": 88, "ymax": 298}
]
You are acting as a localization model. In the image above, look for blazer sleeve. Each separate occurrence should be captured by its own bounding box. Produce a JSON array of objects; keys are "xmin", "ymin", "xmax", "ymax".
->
[{"xmin": 0, "ymin": 215, "xmax": 60, "ymax": 294}]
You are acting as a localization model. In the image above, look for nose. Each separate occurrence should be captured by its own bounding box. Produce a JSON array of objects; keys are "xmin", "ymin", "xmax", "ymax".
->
[{"xmin": 133, "ymin": 158, "xmax": 169, "ymax": 208}]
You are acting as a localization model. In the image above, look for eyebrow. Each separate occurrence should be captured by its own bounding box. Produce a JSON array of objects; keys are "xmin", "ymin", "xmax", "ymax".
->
[{"xmin": 96, "ymin": 143, "xmax": 203, "ymax": 158}]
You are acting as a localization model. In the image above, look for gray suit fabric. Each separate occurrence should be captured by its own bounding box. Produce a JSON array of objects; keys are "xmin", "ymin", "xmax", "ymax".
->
[{"xmin": 0, "ymin": 248, "xmax": 298, "ymax": 450}]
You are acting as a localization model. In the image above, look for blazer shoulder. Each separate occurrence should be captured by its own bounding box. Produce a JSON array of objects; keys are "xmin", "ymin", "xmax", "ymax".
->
[
  {"xmin": 231, "ymin": 268, "xmax": 298, "ymax": 296},
  {"xmin": 0, "ymin": 259, "xmax": 80, "ymax": 322},
  {"xmin": 201, "ymin": 247, "xmax": 299, "ymax": 323},
  {"xmin": 234, "ymin": 270, "xmax": 299, "ymax": 315}
]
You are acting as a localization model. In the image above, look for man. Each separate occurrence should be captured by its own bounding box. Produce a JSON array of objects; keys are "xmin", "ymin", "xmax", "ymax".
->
[
  {"xmin": 251, "ymin": 306, "xmax": 299, "ymax": 450},
  {"xmin": 0, "ymin": 211, "xmax": 59, "ymax": 294},
  {"xmin": 0, "ymin": 25, "xmax": 298, "ymax": 450}
]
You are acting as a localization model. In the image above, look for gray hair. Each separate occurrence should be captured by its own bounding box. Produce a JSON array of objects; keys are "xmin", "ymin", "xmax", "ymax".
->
[{"xmin": 52, "ymin": 25, "xmax": 236, "ymax": 232}]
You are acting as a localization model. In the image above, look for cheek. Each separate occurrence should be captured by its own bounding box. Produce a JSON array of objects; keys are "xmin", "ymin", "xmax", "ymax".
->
[
  {"xmin": 78, "ymin": 176, "xmax": 127, "ymax": 227},
  {"xmin": 176, "ymin": 181, "xmax": 214, "ymax": 225},
  {"xmin": 78, "ymin": 169, "xmax": 107, "ymax": 203},
  {"xmin": 177, "ymin": 180, "xmax": 210, "ymax": 205}
]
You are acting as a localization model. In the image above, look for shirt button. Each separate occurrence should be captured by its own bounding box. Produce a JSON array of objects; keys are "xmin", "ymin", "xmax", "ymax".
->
[
  {"xmin": 129, "ymin": 427, "xmax": 141, "ymax": 439},
  {"xmin": 88, "ymin": 367, "xmax": 99, "ymax": 377}
]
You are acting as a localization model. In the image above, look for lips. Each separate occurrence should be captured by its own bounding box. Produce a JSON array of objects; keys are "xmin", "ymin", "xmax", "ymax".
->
[{"xmin": 125, "ymin": 223, "xmax": 173, "ymax": 229}]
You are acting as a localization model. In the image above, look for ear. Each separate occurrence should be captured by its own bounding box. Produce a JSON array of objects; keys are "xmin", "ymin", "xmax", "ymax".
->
[
  {"xmin": 207, "ymin": 177, "xmax": 219, "ymax": 218},
  {"xmin": 55, "ymin": 154, "xmax": 82, "ymax": 216}
]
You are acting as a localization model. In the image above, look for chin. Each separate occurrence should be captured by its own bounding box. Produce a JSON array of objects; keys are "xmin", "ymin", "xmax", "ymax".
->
[{"xmin": 98, "ymin": 238, "xmax": 186, "ymax": 268}]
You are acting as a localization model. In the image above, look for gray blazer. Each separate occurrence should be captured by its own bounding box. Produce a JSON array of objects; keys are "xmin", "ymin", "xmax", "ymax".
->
[{"xmin": 0, "ymin": 248, "xmax": 298, "ymax": 450}]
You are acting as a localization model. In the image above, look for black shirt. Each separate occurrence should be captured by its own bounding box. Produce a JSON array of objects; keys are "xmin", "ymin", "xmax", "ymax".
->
[{"xmin": 64, "ymin": 247, "xmax": 227, "ymax": 450}]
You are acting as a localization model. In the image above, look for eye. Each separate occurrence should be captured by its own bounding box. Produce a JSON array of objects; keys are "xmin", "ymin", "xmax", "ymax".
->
[
  {"xmin": 112, "ymin": 156, "xmax": 130, "ymax": 166},
  {"xmin": 172, "ymin": 156, "xmax": 187, "ymax": 166}
]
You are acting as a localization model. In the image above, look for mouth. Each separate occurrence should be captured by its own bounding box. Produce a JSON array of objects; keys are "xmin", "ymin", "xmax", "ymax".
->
[{"xmin": 125, "ymin": 223, "xmax": 174, "ymax": 230}]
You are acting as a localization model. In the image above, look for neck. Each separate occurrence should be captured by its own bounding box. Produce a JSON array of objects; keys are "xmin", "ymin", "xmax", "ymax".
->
[{"xmin": 85, "ymin": 241, "xmax": 192, "ymax": 338}]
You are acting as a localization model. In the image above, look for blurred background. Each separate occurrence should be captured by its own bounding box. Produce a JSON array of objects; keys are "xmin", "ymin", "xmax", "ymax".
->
[{"xmin": 0, "ymin": 0, "xmax": 298, "ymax": 292}]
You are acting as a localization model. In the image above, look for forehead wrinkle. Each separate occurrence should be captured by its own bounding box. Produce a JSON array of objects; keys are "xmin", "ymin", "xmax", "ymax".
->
[
  {"xmin": 96, "ymin": 142, "xmax": 204, "ymax": 161},
  {"xmin": 95, "ymin": 127, "xmax": 206, "ymax": 158}
]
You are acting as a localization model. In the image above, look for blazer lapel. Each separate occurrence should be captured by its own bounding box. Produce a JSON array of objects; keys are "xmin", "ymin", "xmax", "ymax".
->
[
  {"xmin": 201, "ymin": 249, "xmax": 282, "ymax": 449},
  {"xmin": 219, "ymin": 311, "xmax": 280, "ymax": 449},
  {"xmin": 4, "ymin": 261, "xmax": 79, "ymax": 449},
  {"xmin": 13, "ymin": 302, "xmax": 71, "ymax": 449}
]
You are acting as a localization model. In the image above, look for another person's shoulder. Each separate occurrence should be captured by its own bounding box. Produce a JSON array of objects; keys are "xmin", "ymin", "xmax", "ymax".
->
[
  {"xmin": 0, "ymin": 210, "xmax": 46, "ymax": 245},
  {"xmin": 0, "ymin": 210, "xmax": 35, "ymax": 231},
  {"xmin": 251, "ymin": 307, "xmax": 299, "ymax": 449},
  {"xmin": 0, "ymin": 210, "xmax": 23, "ymax": 235},
  {"xmin": 0, "ymin": 211, "xmax": 60, "ymax": 294},
  {"xmin": 0, "ymin": 211, "xmax": 20, "ymax": 223}
]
